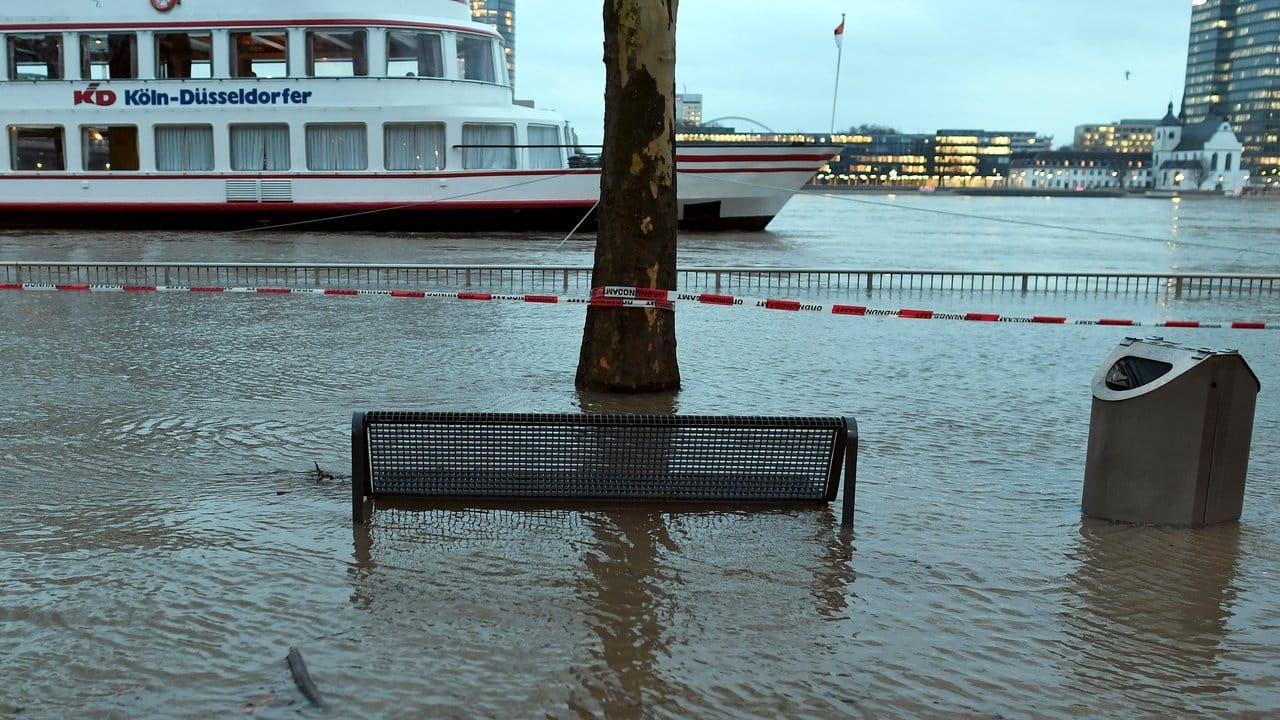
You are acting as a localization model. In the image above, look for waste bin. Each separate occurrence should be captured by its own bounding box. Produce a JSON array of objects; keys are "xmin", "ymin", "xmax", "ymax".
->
[{"xmin": 1082, "ymin": 336, "xmax": 1260, "ymax": 526}]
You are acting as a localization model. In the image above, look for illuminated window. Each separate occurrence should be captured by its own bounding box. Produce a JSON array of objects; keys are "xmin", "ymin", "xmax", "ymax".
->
[
  {"xmin": 81, "ymin": 125, "xmax": 139, "ymax": 171},
  {"xmin": 9, "ymin": 125, "xmax": 65, "ymax": 170}
]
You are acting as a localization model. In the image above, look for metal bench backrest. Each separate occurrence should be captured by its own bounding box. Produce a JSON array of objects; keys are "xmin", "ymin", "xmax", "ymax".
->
[{"xmin": 352, "ymin": 412, "xmax": 857, "ymax": 525}]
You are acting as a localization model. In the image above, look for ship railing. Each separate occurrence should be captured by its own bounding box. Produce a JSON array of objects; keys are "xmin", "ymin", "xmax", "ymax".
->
[{"xmin": 2, "ymin": 262, "xmax": 1277, "ymax": 298}]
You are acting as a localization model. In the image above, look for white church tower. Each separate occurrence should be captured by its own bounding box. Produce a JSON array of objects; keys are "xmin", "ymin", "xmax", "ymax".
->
[{"xmin": 1152, "ymin": 101, "xmax": 1248, "ymax": 194}]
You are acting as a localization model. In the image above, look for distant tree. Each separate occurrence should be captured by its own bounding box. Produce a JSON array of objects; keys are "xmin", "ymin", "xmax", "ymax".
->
[
  {"xmin": 575, "ymin": 0, "xmax": 680, "ymax": 392},
  {"xmin": 847, "ymin": 123, "xmax": 899, "ymax": 135}
]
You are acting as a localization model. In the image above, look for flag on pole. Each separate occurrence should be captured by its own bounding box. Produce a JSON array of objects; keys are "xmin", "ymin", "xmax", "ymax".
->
[{"xmin": 833, "ymin": 16, "xmax": 845, "ymax": 48}]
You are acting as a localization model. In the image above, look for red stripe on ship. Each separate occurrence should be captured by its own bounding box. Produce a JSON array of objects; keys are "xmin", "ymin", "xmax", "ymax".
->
[
  {"xmin": 189, "ymin": 287, "xmax": 224, "ymax": 292},
  {"xmin": 391, "ymin": 290, "xmax": 425, "ymax": 298},
  {"xmin": 1163, "ymin": 320, "xmax": 1200, "ymax": 328},
  {"xmin": 1098, "ymin": 319, "xmax": 1135, "ymax": 326},
  {"xmin": 524, "ymin": 294, "xmax": 558, "ymax": 303},
  {"xmin": 324, "ymin": 288, "xmax": 359, "ymax": 296},
  {"xmin": 1033, "ymin": 316, "xmax": 1067, "ymax": 324},
  {"xmin": 831, "ymin": 305, "xmax": 867, "ymax": 316},
  {"xmin": 123, "ymin": 285, "xmax": 157, "ymax": 292},
  {"xmin": 56, "ymin": 284, "xmax": 90, "ymax": 291},
  {"xmin": 965, "ymin": 313, "xmax": 1000, "ymax": 322},
  {"xmin": 699, "ymin": 293, "xmax": 736, "ymax": 306},
  {"xmin": 458, "ymin": 292, "xmax": 493, "ymax": 301},
  {"xmin": 765, "ymin": 299, "xmax": 801, "ymax": 311},
  {"xmin": 257, "ymin": 288, "xmax": 291, "ymax": 294},
  {"xmin": 899, "ymin": 309, "xmax": 934, "ymax": 319},
  {"xmin": 1232, "ymin": 321, "xmax": 1266, "ymax": 329},
  {"xmin": 0, "ymin": 283, "xmax": 22, "ymax": 291},
  {"xmin": 675, "ymin": 153, "xmax": 838, "ymax": 163}
]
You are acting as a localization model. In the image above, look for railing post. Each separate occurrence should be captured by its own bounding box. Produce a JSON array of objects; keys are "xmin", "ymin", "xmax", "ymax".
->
[{"xmin": 1175, "ymin": 277, "xmax": 1183, "ymax": 299}]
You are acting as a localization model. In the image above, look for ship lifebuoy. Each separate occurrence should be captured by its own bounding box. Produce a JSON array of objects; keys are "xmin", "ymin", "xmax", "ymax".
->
[{"xmin": 151, "ymin": 0, "xmax": 179, "ymax": 11}]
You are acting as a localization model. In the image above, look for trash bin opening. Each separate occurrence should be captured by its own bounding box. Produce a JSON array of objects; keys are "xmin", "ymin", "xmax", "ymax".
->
[{"xmin": 1104, "ymin": 356, "xmax": 1173, "ymax": 391}]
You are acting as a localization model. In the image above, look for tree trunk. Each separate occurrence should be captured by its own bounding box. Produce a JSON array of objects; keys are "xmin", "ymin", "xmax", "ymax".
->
[{"xmin": 575, "ymin": 0, "xmax": 680, "ymax": 393}]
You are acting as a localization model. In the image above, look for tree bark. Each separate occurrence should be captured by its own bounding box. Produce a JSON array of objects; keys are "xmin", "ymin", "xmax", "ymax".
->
[{"xmin": 575, "ymin": 0, "xmax": 681, "ymax": 393}]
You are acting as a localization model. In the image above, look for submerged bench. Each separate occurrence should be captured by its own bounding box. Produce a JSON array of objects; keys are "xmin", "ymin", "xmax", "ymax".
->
[{"xmin": 351, "ymin": 411, "xmax": 857, "ymax": 526}]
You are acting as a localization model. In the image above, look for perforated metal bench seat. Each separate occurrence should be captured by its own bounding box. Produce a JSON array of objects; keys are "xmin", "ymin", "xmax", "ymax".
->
[{"xmin": 352, "ymin": 412, "xmax": 857, "ymax": 525}]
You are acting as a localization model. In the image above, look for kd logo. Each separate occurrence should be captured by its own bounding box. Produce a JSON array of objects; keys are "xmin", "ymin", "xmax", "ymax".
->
[{"xmin": 73, "ymin": 83, "xmax": 117, "ymax": 106}]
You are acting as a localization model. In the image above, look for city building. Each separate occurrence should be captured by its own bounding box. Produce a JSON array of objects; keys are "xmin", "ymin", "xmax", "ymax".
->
[
  {"xmin": 1073, "ymin": 120, "xmax": 1159, "ymax": 154},
  {"xmin": 471, "ymin": 0, "xmax": 515, "ymax": 86},
  {"xmin": 1183, "ymin": 0, "xmax": 1280, "ymax": 176},
  {"xmin": 1008, "ymin": 152, "xmax": 1151, "ymax": 191},
  {"xmin": 675, "ymin": 94, "xmax": 703, "ymax": 129},
  {"xmin": 931, "ymin": 130, "xmax": 1035, "ymax": 188},
  {"xmin": 1152, "ymin": 102, "xmax": 1248, "ymax": 193}
]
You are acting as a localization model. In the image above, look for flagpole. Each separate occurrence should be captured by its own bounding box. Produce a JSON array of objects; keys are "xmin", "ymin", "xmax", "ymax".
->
[{"xmin": 830, "ymin": 13, "xmax": 845, "ymax": 135}]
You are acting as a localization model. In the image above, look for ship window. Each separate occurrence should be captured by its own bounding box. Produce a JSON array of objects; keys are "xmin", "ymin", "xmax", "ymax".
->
[
  {"xmin": 461, "ymin": 123, "xmax": 515, "ymax": 169},
  {"xmin": 307, "ymin": 29, "xmax": 367, "ymax": 77},
  {"xmin": 230, "ymin": 31, "xmax": 288, "ymax": 78},
  {"xmin": 156, "ymin": 32, "xmax": 213, "ymax": 79},
  {"xmin": 385, "ymin": 123, "xmax": 445, "ymax": 171},
  {"xmin": 9, "ymin": 126, "xmax": 65, "ymax": 170},
  {"xmin": 456, "ymin": 35, "xmax": 496, "ymax": 83},
  {"xmin": 528, "ymin": 125, "xmax": 562, "ymax": 169},
  {"xmin": 306, "ymin": 124, "xmax": 367, "ymax": 171},
  {"xmin": 387, "ymin": 31, "xmax": 442, "ymax": 78},
  {"xmin": 230, "ymin": 124, "xmax": 290, "ymax": 170},
  {"xmin": 8, "ymin": 34, "xmax": 63, "ymax": 80},
  {"xmin": 81, "ymin": 33, "xmax": 137, "ymax": 80},
  {"xmin": 156, "ymin": 125, "xmax": 214, "ymax": 171},
  {"xmin": 81, "ymin": 126, "xmax": 139, "ymax": 171}
]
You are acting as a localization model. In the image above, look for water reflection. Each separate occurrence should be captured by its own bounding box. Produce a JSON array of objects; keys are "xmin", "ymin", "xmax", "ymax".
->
[
  {"xmin": 569, "ymin": 510, "xmax": 677, "ymax": 718},
  {"xmin": 576, "ymin": 389, "xmax": 681, "ymax": 415},
  {"xmin": 1061, "ymin": 519, "xmax": 1241, "ymax": 715}
]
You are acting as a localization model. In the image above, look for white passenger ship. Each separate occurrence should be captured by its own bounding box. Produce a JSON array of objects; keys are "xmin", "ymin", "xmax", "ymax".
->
[{"xmin": 0, "ymin": 0, "xmax": 836, "ymax": 231}]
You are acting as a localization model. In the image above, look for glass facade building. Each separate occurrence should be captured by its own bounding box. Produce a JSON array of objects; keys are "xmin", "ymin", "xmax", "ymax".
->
[
  {"xmin": 1183, "ymin": 0, "xmax": 1280, "ymax": 174},
  {"xmin": 471, "ymin": 0, "xmax": 515, "ymax": 86}
]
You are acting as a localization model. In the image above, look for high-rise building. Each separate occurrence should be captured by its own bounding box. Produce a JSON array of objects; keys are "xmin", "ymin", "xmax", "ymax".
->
[
  {"xmin": 1183, "ymin": 0, "xmax": 1280, "ymax": 174},
  {"xmin": 471, "ymin": 0, "xmax": 515, "ymax": 86}
]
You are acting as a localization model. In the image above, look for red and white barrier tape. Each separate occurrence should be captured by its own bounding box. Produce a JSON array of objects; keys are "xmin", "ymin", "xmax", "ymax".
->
[{"xmin": 3, "ymin": 282, "xmax": 1274, "ymax": 330}]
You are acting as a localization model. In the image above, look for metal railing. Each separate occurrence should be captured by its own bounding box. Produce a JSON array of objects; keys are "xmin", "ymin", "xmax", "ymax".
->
[{"xmin": 3, "ymin": 262, "xmax": 1278, "ymax": 298}]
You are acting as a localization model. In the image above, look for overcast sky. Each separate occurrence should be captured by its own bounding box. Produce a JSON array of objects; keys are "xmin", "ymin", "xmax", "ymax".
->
[{"xmin": 514, "ymin": 1, "xmax": 1194, "ymax": 146}]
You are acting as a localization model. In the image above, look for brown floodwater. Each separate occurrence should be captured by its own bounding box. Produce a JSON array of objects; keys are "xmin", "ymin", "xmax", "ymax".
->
[{"xmin": 2, "ymin": 195, "xmax": 1278, "ymax": 718}]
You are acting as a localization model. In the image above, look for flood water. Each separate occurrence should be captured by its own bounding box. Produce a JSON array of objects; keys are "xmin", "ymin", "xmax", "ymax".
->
[{"xmin": 2, "ymin": 193, "xmax": 1279, "ymax": 718}]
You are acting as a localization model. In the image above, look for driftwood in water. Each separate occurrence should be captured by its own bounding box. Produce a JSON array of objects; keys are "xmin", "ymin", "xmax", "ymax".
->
[
  {"xmin": 575, "ymin": 0, "xmax": 681, "ymax": 392},
  {"xmin": 287, "ymin": 646, "xmax": 325, "ymax": 708}
]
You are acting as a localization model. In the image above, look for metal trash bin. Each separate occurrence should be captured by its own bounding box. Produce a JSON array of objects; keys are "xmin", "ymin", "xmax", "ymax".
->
[{"xmin": 1082, "ymin": 336, "xmax": 1260, "ymax": 526}]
